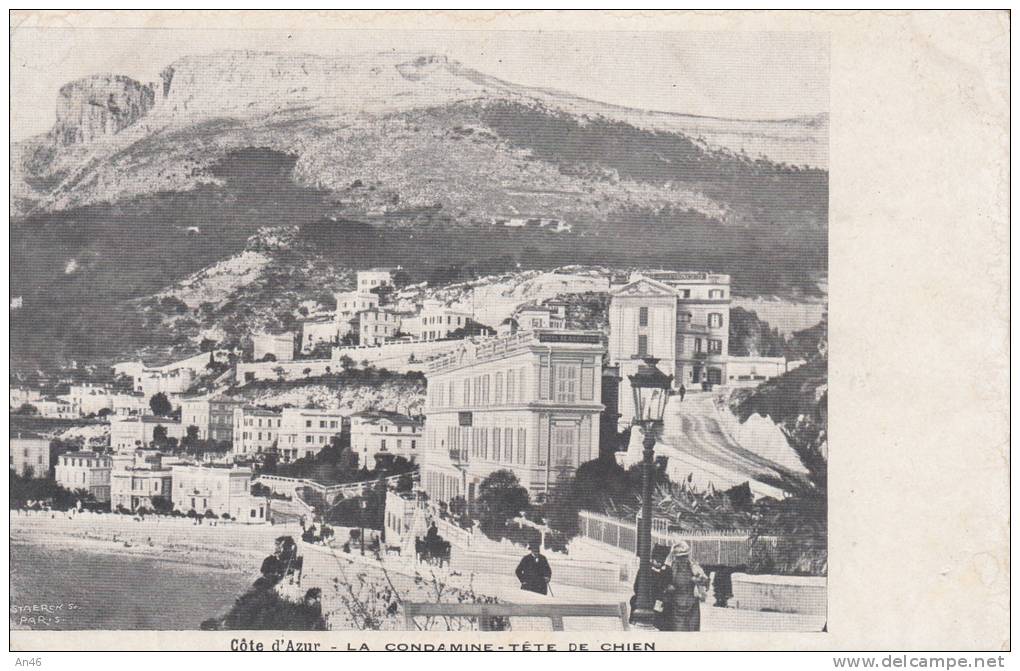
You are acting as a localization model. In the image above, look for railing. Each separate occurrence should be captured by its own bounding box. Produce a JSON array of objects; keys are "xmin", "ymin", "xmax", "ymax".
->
[
  {"xmin": 403, "ymin": 602, "xmax": 629, "ymax": 631},
  {"xmin": 577, "ymin": 510, "xmax": 762, "ymax": 567}
]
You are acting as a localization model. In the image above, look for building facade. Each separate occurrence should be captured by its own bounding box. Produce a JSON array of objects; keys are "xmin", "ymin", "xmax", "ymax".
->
[
  {"xmin": 278, "ymin": 408, "xmax": 346, "ymax": 462},
  {"xmin": 608, "ymin": 272, "xmax": 731, "ymax": 421},
  {"xmin": 171, "ymin": 464, "xmax": 269, "ymax": 522},
  {"xmin": 359, "ymin": 308, "xmax": 403, "ymax": 346},
  {"xmin": 110, "ymin": 416, "xmax": 185, "ymax": 451},
  {"xmin": 10, "ymin": 434, "xmax": 50, "ymax": 479},
  {"xmin": 350, "ymin": 411, "xmax": 422, "ymax": 467},
  {"xmin": 335, "ymin": 291, "xmax": 380, "ymax": 337},
  {"xmin": 110, "ymin": 452, "xmax": 173, "ymax": 512},
  {"xmin": 411, "ymin": 300, "xmax": 472, "ymax": 341},
  {"xmin": 180, "ymin": 396, "xmax": 243, "ymax": 443},
  {"xmin": 55, "ymin": 452, "xmax": 113, "ymax": 502},
  {"xmin": 253, "ymin": 332, "xmax": 295, "ymax": 362},
  {"xmin": 357, "ymin": 268, "xmax": 395, "ymax": 293},
  {"xmin": 514, "ymin": 304, "xmax": 566, "ymax": 331},
  {"xmin": 421, "ymin": 329, "xmax": 605, "ymax": 505},
  {"xmin": 232, "ymin": 406, "xmax": 283, "ymax": 457},
  {"xmin": 301, "ymin": 315, "xmax": 339, "ymax": 353}
]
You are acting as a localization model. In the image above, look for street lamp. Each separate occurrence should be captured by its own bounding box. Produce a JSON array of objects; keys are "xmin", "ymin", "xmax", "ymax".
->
[
  {"xmin": 359, "ymin": 499, "xmax": 368, "ymax": 556},
  {"xmin": 628, "ymin": 357, "xmax": 674, "ymax": 629}
]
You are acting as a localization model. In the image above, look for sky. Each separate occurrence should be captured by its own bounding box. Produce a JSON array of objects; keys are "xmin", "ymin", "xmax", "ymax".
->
[{"xmin": 10, "ymin": 27, "xmax": 829, "ymax": 141}]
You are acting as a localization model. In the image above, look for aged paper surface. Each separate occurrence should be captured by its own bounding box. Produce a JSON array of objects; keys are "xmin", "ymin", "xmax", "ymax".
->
[{"xmin": 7, "ymin": 10, "xmax": 1009, "ymax": 651}]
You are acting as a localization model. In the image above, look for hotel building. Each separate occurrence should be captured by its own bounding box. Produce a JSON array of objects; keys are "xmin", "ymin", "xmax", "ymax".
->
[
  {"xmin": 421, "ymin": 328, "xmax": 605, "ymax": 505},
  {"xmin": 232, "ymin": 406, "xmax": 283, "ymax": 457},
  {"xmin": 350, "ymin": 410, "xmax": 422, "ymax": 467},
  {"xmin": 55, "ymin": 452, "xmax": 113, "ymax": 502},
  {"xmin": 171, "ymin": 464, "xmax": 269, "ymax": 522}
]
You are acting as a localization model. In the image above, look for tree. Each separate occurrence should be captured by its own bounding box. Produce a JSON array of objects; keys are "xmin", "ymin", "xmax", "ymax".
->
[
  {"xmin": 542, "ymin": 464, "xmax": 581, "ymax": 538},
  {"xmin": 149, "ymin": 392, "xmax": 172, "ymax": 417},
  {"xmin": 184, "ymin": 425, "xmax": 201, "ymax": 449},
  {"xmin": 15, "ymin": 403, "xmax": 38, "ymax": 416},
  {"xmin": 152, "ymin": 424, "xmax": 169, "ymax": 446},
  {"xmin": 476, "ymin": 470, "xmax": 531, "ymax": 539},
  {"xmin": 151, "ymin": 496, "xmax": 173, "ymax": 515},
  {"xmin": 259, "ymin": 353, "xmax": 277, "ymax": 363}
]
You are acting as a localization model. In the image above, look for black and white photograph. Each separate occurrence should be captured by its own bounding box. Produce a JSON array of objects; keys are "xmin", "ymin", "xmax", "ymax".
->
[{"xmin": 7, "ymin": 9, "xmax": 1009, "ymax": 656}]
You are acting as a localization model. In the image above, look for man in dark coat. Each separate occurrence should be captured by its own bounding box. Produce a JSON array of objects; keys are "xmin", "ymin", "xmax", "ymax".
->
[
  {"xmin": 630, "ymin": 544, "xmax": 673, "ymax": 629},
  {"xmin": 515, "ymin": 542, "xmax": 552, "ymax": 595}
]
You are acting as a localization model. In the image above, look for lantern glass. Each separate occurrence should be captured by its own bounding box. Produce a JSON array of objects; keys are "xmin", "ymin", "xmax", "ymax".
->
[{"xmin": 628, "ymin": 358, "xmax": 674, "ymax": 425}]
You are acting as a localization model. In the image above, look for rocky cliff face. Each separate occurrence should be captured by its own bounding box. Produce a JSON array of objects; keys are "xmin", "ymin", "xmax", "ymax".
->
[{"xmin": 51, "ymin": 75, "xmax": 155, "ymax": 146}]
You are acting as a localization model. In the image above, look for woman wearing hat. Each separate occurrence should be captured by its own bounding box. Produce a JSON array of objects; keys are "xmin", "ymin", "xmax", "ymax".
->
[
  {"xmin": 661, "ymin": 541, "xmax": 709, "ymax": 632},
  {"xmin": 629, "ymin": 543, "xmax": 673, "ymax": 629}
]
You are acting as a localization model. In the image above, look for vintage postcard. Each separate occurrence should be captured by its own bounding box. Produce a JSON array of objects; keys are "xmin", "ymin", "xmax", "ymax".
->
[{"xmin": 7, "ymin": 10, "xmax": 1009, "ymax": 654}]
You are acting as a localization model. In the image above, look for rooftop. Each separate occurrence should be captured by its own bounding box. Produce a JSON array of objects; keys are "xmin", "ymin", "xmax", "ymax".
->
[
  {"xmin": 428, "ymin": 328, "xmax": 604, "ymax": 374},
  {"xmin": 351, "ymin": 410, "xmax": 421, "ymax": 427}
]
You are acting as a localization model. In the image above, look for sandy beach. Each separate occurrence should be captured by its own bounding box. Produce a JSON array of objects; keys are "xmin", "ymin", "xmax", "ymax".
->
[{"xmin": 10, "ymin": 511, "xmax": 297, "ymax": 630}]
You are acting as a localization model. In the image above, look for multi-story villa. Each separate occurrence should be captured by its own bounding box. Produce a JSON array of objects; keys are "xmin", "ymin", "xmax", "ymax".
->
[
  {"xmin": 55, "ymin": 451, "xmax": 113, "ymax": 502},
  {"xmin": 278, "ymin": 408, "xmax": 346, "ymax": 462},
  {"xmin": 10, "ymin": 432, "xmax": 51, "ymax": 479},
  {"xmin": 608, "ymin": 271, "xmax": 731, "ymax": 421},
  {"xmin": 180, "ymin": 395, "xmax": 244, "ymax": 443},
  {"xmin": 350, "ymin": 410, "xmax": 422, "ymax": 467},
  {"xmin": 232, "ymin": 406, "xmax": 283, "ymax": 457},
  {"xmin": 109, "ymin": 416, "xmax": 185, "ymax": 450},
  {"xmin": 301, "ymin": 314, "xmax": 339, "ymax": 353},
  {"xmin": 421, "ymin": 328, "xmax": 605, "ymax": 505},
  {"xmin": 110, "ymin": 451, "xmax": 173, "ymax": 512},
  {"xmin": 359, "ymin": 308, "xmax": 403, "ymax": 346},
  {"xmin": 356, "ymin": 268, "xmax": 396, "ymax": 293},
  {"xmin": 335, "ymin": 291, "xmax": 380, "ymax": 337},
  {"xmin": 171, "ymin": 464, "xmax": 269, "ymax": 522},
  {"xmin": 514, "ymin": 303, "xmax": 567, "ymax": 331},
  {"xmin": 411, "ymin": 300, "xmax": 472, "ymax": 341}
]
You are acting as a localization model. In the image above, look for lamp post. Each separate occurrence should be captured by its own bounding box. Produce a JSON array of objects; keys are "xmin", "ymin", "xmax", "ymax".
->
[
  {"xmin": 628, "ymin": 357, "xmax": 674, "ymax": 629},
  {"xmin": 359, "ymin": 498, "xmax": 368, "ymax": 555}
]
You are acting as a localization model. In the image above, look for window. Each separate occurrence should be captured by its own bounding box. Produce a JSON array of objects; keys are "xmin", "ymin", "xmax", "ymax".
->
[
  {"xmin": 506, "ymin": 370, "xmax": 515, "ymax": 403},
  {"xmin": 708, "ymin": 339, "xmax": 723, "ymax": 354},
  {"xmin": 504, "ymin": 428, "xmax": 513, "ymax": 463},
  {"xmin": 708, "ymin": 313, "xmax": 723, "ymax": 328},
  {"xmin": 694, "ymin": 338, "xmax": 703, "ymax": 353},
  {"xmin": 492, "ymin": 427, "xmax": 501, "ymax": 461},
  {"xmin": 306, "ymin": 420, "xmax": 312, "ymax": 428},
  {"xmin": 410, "ymin": 440, "xmax": 416, "ymax": 450},
  {"xmin": 517, "ymin": 428, "xmax": 527, "ymax": 464},
  {"xmin": 495, "ymin": 373, "xmax": 504, "ymax": 403},
  {"xmin": 709, "ymin": 289, "xmax": 725, "ymax": 299},
  {"xmin": 381, "ymin": 439, "xmax": 386, "ymax": 450},
  {"xmin": 306, "ymin": 436, "xmax": 313, "ymax": 443},
  {"xmin": 555, "ymin": 364, "xmax": 579, "ymax": 403},
  {"xmin": 581, "ymin": 367, "xmax": 595, "ymax": 401},
  {"xmin": 637, "ymin": 334, "xmax": 649, "ymax": 356},
  {"xmin": 639, "ymin": 306, "xmax": 649, "ymax": 326}
]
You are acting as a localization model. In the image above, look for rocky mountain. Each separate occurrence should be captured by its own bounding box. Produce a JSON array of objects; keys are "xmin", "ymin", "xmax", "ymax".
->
[{"xmin": 10, "ymin": 50, "xmax": 828, "ymax": 372}]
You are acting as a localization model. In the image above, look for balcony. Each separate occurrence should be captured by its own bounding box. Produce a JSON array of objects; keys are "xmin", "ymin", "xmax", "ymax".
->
[{"xmin": 449, "ymin": 449, "xmax": 467, "ymax": 464}]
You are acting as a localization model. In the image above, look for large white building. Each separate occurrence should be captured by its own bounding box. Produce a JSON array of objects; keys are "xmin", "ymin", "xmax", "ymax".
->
[
  {"xmin": 359, "ymin": 308, "xmax": 404, "ymax": 346},
  {"xmin": 10, "ymin": 433, "xmax": 50, "ymax": 479},
  {"xmin": 180, "ymin": 395, "xmax": 244, "ymax": 443},
  {"xmin": 357, "ymin": 268, "xmax": 396, "ymax": 293},
  {"xmin": 335, "ymin": 291, "xmax": 380, "ymax": 338},
  {"xmin": 421, "ymin": 328, "xmax": 605, "ymax": 505},
  {"xmin": 350, "ymin": 410, "xmax": 422, "ymax": 467},
  {"xmin": 110, "ymin": 451, "xmax": 173, "ymax": 512},
  {"xmin": 608, "ymin": 271, "xmax": 731, "ymax": 421},
  {"xmin": 171, "ymin": 464, "xmax": 269, "ymax": 522},
  {"xmin": 109, "ymin": 416, "xmax": 185, "ymax": 450},
  {"xmin": 278, "ymin": 408, "xmax": 346, "ymax": 462},
  {"xmin": 55, "ymin": 451, "xmax": 113, "ymax": 502},
  {"xmin": 232, "ymin": 406, "xmax": 283, "ymax": 457},
  {"xmin": 410, "ymin": 300, "xmax": 472, "ymax": 341}
]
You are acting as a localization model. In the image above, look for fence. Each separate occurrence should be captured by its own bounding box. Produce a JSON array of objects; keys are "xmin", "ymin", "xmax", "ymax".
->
[{"xmin": 577, "ymin": 510, "xmax": 768, "ymax": 567}]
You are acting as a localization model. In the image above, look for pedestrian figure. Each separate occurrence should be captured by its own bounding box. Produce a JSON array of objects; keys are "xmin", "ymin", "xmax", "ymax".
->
[
  {"xmin": 660, "ymin": 541, "xmax": 709, "ymax": 632},
  {"xmin": 678, "ymin": 383, "xmax": 686, "ymax": 402},
  {"xmin": 629, "ymin": 544, "xmax": 673, "ymax": 629},
  {"xmin": 515, "ymin": 542, "xmax": 552, "ymax": 595}
]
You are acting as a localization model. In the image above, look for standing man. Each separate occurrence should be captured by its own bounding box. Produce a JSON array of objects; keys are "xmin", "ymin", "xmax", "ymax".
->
[
  {"xmin": 515, "ymin": 542, "xmax": 552, "ymax": 595},
  {"xmin": 678, "ymin": 383, "xmax": 687, "ymax": 402}
]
